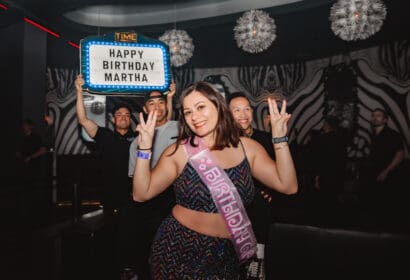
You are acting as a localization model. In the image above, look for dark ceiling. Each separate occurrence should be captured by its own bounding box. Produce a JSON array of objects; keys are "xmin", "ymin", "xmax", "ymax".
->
[{"xmin": 1, "ymin": 0, "xmax": 409, "ymax": 68}]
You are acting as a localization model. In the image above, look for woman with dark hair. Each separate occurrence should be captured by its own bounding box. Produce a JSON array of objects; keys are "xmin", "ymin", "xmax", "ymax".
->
[{"xmin": 132, "ymin": 81, "xmax": 298, "ymax": 279}]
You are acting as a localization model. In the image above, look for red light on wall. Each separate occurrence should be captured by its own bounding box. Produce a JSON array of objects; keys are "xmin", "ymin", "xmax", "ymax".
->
[
  {"xmin": 24, "ymin": 17, "xmax": 60, "ymax": 38},
  {"xmin": 68, "ymin": 41, "xmax": 79, "ymax": 49},
  {"xmin": 0, "ymin": 4, "xmax": 8, "ymax": 10}
]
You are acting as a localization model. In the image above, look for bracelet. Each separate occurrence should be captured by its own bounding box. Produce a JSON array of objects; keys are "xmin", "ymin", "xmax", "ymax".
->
[
  {"xmin": 137, "ymin": 150, "xmax": 152, "ymax": 160},
  {"xmin": 137, "ymin": 146, "xmax": 152, "ymax": 151},
  {"xmin": 272, "ymin": 136, "xmax": 288, "ymax": 144},
  {"xmin": 274, "ymin": 143, "xmax": 288, "ymax": 150}
]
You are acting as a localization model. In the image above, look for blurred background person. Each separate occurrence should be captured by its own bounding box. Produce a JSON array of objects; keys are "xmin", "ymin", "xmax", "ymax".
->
[
  {"xmin": 15, "ymin": 118, "xmax": 48, "ymax": 185},
  {"xmin": 360, "ymin": 108, "xmax": 405, "ymax": 229},
  {"xmin": 311, "ymin": 116, "xmax": 348, "ymax": 225}
]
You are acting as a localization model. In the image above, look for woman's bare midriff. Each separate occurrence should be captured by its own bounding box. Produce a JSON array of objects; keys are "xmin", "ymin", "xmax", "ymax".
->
[{"xmin": 172, "ymin": 204, "xmax": 230, "ymax": 238}]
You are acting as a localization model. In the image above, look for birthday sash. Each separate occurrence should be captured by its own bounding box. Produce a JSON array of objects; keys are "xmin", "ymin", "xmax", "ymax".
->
[{"xmin": 184, "ymin": 138, "xmax": 257, "ymax": 263}]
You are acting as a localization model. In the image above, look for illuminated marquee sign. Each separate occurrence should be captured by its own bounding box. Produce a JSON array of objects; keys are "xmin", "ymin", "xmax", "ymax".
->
[{"xmin": 80, "ymin": 31, "xmax": 171, "ymax": 94}]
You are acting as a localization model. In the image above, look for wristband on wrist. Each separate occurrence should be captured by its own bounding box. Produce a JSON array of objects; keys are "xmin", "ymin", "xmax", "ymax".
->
[
  {"xmin": 136, "ymin": 150, "xmax": 152, "ymax": 160},
  {"xmin": 137, "ymin": 146, "xmax": 152, "ymax": 151},
  {"xmin": 272, "ymin": 136, "xmax": 288, "ymax": 144}
]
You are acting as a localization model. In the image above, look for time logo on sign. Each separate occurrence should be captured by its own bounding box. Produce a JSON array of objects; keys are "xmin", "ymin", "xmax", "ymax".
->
[{"xmin": 80, "ymin": 32, "xmax": 171, "ymax": 94}]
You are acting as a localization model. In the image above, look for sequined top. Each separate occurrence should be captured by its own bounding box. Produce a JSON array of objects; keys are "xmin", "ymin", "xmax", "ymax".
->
[{"xmin": 173, "ymin": 156, "xmax": 255, "ymax": 213}]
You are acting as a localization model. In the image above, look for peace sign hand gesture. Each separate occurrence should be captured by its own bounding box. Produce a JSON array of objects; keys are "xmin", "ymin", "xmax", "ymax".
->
[
  {"xmin": 268, "ymin": 98, "xmax": 291, "ymax": 138},
  {"xmin": 136, "ymin": 110, "xmax": 157, "ymax": 150}
]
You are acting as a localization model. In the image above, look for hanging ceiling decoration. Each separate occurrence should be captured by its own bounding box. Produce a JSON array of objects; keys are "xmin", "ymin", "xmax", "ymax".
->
[
  {"xmin": 159, "ymin": 29, "xmax": 194, "ymax": 67},
  {"xmin": 234, "ymin": 9, "xmax": 276, "ymax": 53},
  {"xmin": 329, "ymin": 0, "xmax": 387, "ymax": 41}
]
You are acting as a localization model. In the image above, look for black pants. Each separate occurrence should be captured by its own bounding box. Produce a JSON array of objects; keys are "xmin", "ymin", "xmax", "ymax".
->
[
  {"xmin": 246, "ymin": 188, "xmax": 272, "ymax": 245},
  {"xmin": 117, "ymin": 189, "xmax": 175, "ymax": 279}
]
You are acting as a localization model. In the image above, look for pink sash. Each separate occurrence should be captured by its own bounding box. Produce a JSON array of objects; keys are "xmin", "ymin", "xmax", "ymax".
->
[{"xmin": 184, "ymin": 137, "xmax": 257, "ymax": 263}]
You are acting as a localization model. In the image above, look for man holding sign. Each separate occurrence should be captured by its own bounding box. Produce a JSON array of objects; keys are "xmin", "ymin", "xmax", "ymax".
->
[{"xmin": 75, "ymin": 74, "xmax": 137, "ymax": 278}]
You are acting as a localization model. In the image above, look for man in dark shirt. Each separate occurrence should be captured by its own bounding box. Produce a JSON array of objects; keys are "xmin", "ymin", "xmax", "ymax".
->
[
  {"xmin": 76, "ymin": 75, "xmax": 136, "ymax": 211},
  {"xmin": 363, "ymin": 108, "xmax": 405, "ymax": 224},
  {"xmin": 16, "ymin": 118, "xmax": 48, "ymax": 184},
  {"xmin": 93, "ymin": 120, "xmax": 136, "ymax": 211},
  {"xmin": 75, "ymin": 74, "xmax": 137, "ymax": 278},
  {"xmin": 368, "ymin": 109, "xmax": 404, "ymax": 182},
  {"xmin": 311, "ymin": 116, "xmax": 347, "ymax": 225}
]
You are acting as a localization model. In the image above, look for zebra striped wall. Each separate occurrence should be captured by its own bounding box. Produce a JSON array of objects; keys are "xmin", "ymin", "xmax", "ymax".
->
[{"xmin": 46, "ymin": 40, "xmax": 409, "ymax": 159}]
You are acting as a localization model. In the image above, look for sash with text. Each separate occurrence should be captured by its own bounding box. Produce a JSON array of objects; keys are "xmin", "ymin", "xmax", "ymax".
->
[{"xmin": 184, "ymin": 138, "xmax": 257, "ymax": 263}]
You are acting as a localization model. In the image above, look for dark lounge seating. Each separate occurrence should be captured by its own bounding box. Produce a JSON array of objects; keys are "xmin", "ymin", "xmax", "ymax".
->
[{"xmin": 265, "ymin": 223, "xmax": 410, "ymax": 278}]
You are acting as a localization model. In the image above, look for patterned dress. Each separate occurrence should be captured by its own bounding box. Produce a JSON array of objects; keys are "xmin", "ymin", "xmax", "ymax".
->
[{"xmin": 150, "ymin": 149, "xmax": 255, "ymax": 279}]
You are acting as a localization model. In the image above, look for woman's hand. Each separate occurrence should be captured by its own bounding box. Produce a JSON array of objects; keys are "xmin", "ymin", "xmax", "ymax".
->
[
  {"xmin": 136, "ymin": 110, "xmax": 157, "ymax": 149},
  {"xmin": 268, "ymin": 98, "xmax": 291, "ymax": 138}
]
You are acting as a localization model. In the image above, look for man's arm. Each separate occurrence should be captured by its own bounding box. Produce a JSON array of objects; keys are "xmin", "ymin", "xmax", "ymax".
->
[
  {"xmin": 24, "ymin": 146, "xmax": 48, "ymax": 163},
  {"xmin": 166, "ymin": 80, "xmax": 176, "ymax": 121},
  {"xmin": 75, "ymin": 74, "xmax": 98, "ymax": 138},
  {"xmin": 23, "ymin": 133, "xmax": 48, "ymax": 163},
  {"xmin": 377, "ymin": 150, "xmax": 405, "ymax": 182}
]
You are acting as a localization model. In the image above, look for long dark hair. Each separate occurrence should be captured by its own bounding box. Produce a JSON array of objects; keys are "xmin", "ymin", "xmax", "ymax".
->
[{"xmin": 174, "ymin": 81, "xmax": 241, "ymax": 151}]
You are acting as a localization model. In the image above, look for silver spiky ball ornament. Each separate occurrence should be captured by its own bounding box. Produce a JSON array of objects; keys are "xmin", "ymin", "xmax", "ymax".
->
[
  {"xmin": 159, "ymin": 29, "xmax": 194, "ymax": 67},
  {"xmin": 330, "ymin": 0, "xmax": 387, "ymax": 41},
  {"xmin": 234, "ymin": 10, "xmax": 276, "ymax": 53}
]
